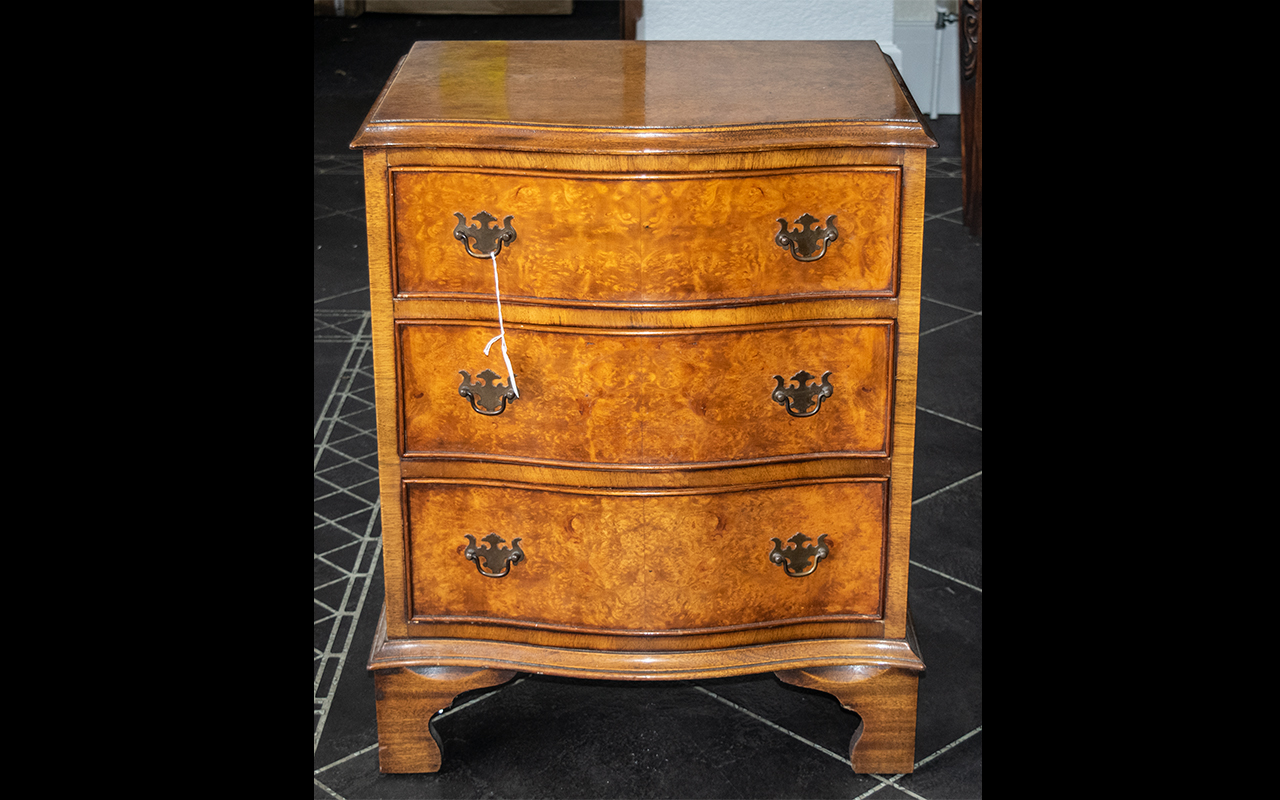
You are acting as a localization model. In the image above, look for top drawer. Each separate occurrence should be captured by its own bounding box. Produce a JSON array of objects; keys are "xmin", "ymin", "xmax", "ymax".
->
[{"xmin": 389, "ymin": 167, "xmax": 901, "ymax": 307}]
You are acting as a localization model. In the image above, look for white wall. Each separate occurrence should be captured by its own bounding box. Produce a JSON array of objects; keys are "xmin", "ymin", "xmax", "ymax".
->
[
  {"xmin": 892, "ymin": 0, "xmax": 960, "ymax": 115},
  {"xmin": 634, "ymin": 0, "xmax": 961, "ymax": 117},
  {"xmin": 893, "ymin": 18, "xmax": 960, "ymax": 115},
  {"xmin": 636, "ymin": 0, "xmax": 901, "ymax": 64}
]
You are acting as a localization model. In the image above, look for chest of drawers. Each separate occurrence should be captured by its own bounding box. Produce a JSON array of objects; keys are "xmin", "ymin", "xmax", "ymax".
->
[{"xmin": 352, "ymin": 39, "xmax": 935, "ymax": 775}]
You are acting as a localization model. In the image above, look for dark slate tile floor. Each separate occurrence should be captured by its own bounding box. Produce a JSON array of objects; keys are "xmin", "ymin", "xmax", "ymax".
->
[{"xmin": 315, "ymin": 7, "xmax": 981, "ymax": 798}]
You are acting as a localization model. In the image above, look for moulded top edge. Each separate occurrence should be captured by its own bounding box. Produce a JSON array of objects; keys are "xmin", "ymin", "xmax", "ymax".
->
[
  {"xmin": 350, "ymin": 40, "xmax": 938, "ymax": 151},
  {"xmin": 349, "ymin": 120, "xmax": 937, "ymax": 152}
]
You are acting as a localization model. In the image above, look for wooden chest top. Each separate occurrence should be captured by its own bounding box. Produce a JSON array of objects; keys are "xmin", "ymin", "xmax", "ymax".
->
[{"xmin": 351, "ymin": 40, "xmax": 936, "ymax": 153}]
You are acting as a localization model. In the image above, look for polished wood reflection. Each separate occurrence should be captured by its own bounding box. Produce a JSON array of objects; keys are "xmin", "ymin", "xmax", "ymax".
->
[
  {"xmin": 403, "ymin": 478, "xmax": 886, "ymax": 633},
  {"xmin": 398, "ymin": 320, "xmax": 893, "ymax": 467},
  {"xmin": 391, "ymin": 167, "xmax": 900, "ymax": 305}
]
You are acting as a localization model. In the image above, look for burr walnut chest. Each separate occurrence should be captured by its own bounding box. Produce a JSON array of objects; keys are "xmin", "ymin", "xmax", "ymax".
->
[{"xmin": 351, "ymin": 40, "xmax": 936, "ymax": 775}]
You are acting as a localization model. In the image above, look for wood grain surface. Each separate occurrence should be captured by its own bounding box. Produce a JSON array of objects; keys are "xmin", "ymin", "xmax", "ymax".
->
[
  {"xmin": 370, "ymin": 603, "xmax": 921, "ymax": 674},
  {"xmin": 392, "ymin": 167, "xmax": 899, "ymax": 305},
  {"xmin": 399, "ymin": 319, "xmax": 893, "ymax": 467},
  {"xmin": 402, "ymin": 478, "xmax": 886, "ymax": 634},
  {"xmin": 777, "ymin": 665, "xmax": 920, "ymax": 773},
  {"xmin": 373, "ymin": 666, "xmax": 517, "ymax": 773},
  {"xmin": 351, "ymin": 41, "xmax": 937, "ymax": 153}
]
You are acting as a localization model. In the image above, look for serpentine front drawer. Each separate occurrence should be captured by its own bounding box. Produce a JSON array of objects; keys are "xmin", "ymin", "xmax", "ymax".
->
[
  {"xmin": 397, "ymin": 318, "xmax": 894, "ymax": 467},
  {"xmin": 401, "ymin": 478, "xmax": 887, "ymax": 634},
  {"xmin": 390, "ymin": 167, "xmax": 902, "ymax": 306}
]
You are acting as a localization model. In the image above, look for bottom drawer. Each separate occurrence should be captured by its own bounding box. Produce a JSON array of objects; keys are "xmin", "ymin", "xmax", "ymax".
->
[{"xmin": 402, "ymin": 478, "xmax": 886, "ymax": 635}]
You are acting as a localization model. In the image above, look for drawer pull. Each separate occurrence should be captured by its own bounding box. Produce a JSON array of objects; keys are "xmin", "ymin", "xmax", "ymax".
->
[
  {"xmin": 769, "ymin": 533, "xmax": 830, "ymax": 577},
  {"xmin": 772, "ymin": 370, "xmax": 833, "ymax": 418},
  {"xmin": 459, "ymin": 369, "xmax": 518, "ymax": 416},
  {"xmin": 464, "ymin": 533, "xmax": 525, "ymax": 578},
  {"xmin": 775, "ymin": 213, "xmax": 838, "ymax": 262},
  {"xmin": 453, "ymin": 211, "xmax": 517, "ymax": 258}
]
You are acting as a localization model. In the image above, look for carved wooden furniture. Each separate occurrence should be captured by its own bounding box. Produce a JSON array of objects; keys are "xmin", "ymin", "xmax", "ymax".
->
[
  {"xmin": 960, "ymin": 0, "xmax": 982, "ymax": 234},
  {"xmin": 351, "ymin": 40, "xmax": 935, "ymax": 775}
]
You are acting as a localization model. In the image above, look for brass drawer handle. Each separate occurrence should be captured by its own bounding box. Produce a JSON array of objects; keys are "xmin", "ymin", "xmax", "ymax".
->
[
  {"xmin": 453, "ymin": 211, "xmax": 517, "ymax": 258},
  {"xmin": 459, "ymin": 369, "xmax": 518, "ymax": 416},
  {"xmin": 464, "ymin": 534, "xmax": 525, "ymax": 578},
  {"xmin": 771, "ymin": 370, "xmax": 833, "ymax": 418},
  {"xmin": 769, "ymin": 533, "xmax": 830, "ymax": 577},
  {"xmin": 775, "ymin": 213, "xmax": 838, "ymax": 262}
]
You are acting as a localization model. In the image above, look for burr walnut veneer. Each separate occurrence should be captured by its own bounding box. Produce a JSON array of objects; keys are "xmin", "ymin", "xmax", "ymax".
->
[{"xmin": 352, "ymin": 40, "xmax": 936, "ymax": 775}]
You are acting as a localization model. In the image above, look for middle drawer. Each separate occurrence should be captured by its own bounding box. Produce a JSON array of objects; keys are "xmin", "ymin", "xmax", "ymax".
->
[{"xmin": 398, "ymin": 319, "xmax": 894, "ymax": 468}]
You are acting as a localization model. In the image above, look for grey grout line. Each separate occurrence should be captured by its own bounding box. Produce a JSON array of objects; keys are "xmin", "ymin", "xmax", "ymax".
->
[
  {"xmin": 910, "ymin": 559, "xmax": 981, "ymax": 593},
  {"xmin": 313, "ymin": 430, "xmax": 377, "ymax": 456},
  {"xmin": 313, "ymin": 514, "xmax": 372, "ymax": 542},
  {"xmin": 868, "ymin": 782, "xmax": 930, "ymax": 800},
  {"xmin": 313, "ymin": 514, "xmax": 373, "ymax": 545},
  {"xmin": 913, "ymin": 471, "xmax": 981, "ymax": 506},
  {"xmin": 314, "ymin": 476, "xmax": 380, "ymax": 508},
  {"xmin": 908, "ymin": 469, "xmax": 982, "ymax": 593},
  {"xmin": 314, "ymin": 510, "xmax": 382, "ymax": 755},
  {"xmin": 314, "ymin": 309, "xmax": 384, "ymax": 756},
  {"xmin": 692, "ymin": 685, "xmax": 854, "ymax": 764},
  {"xmin": 313, "ymin": 515, "xmax": 376, "ymax": 543},
  {"xmin": 921, "ymin": 296, "xmax": 979, "ymax": 315},
  {"xmin": 694, "ymin": 686, "xmax": 926, "ymax": 797},
  {"xmin": 851, "ymin": 782, "xmax": 897, "ymax": 799},
  {"xmin": 919, "ymin": 310, "xmax": 981, "ymax": 337},
  {"xmin": 311, "ymin": 777, "xmax": 347, "ymax": 800},
  {"xmin": 313, "ymin": 323, "xmax": 371, "ymax": 341},
  {"xmin": 313, "ymin": 495, "xmax": 378, "ymax": 523},
  {"xmin": 315, "ymin": 456, "xmax": 379, "ymax": 477},
  {"xmin": 313, "ymin": 287, "xmax": 371, "ymax": 307},
  {"xmin": 313, "ymin": 309, "xmax": 363, "ymax": 323},
  {"xmin": 916, "ymin": 405, "xmax": 982, "ymax": 431},
  {"xmin": 851, "ymin": 776, "xmax": 925, "ymax": 800},
  {"xmin": 315, "ymin": 743, "xmax": 380, "ymax": 776},
  {"xmin": 314, "ymin": 423, "xmax": 378, "ymax": 449},
  {"xmin": 313, "ymin": 482, "xmax": 380, "ymax": 509},
  {"xmin": 315, "ymin": 531, "xmax": 373, "ymax": 557},
  {"xmin": 313, "ymin": 322, "xmax": 371, "ymax": 454},
  {"xmin": 913, "ymin": 725, "xmax": 982, "ymax": 771},
  {"xmin": 437, "ymin": 677, "xmax": 527, "ymax": 720},
  {"xmin": 314, "ymin": 549, "xmax": 366, "ymax": 579},
  {"xmin": 314, "ymin": 203, "xmax": 365, "ymax": 215},
  {"xmin": 315, "ymin": 571, "xmax": 365, "ymax": 594},
  {"xmin": 848, "ymin": 728, "xmax": 985, "ymax": 799},
  {"xmin": 313, "ymin": 332, "xmax": 371, "ymax": 346},
  {"xmin": 313, "ymin": 517, "xmax": 375, "ymax": 545},
  {"xmin": 314, "ymin": 209, "xmax": 366, "ymax": 223},
  {"xmin": 923, "ymin": 205, "xmax": 965, "ymax": 223},
  {"xmin": 315, "ymin": 473, "xmax": 378, "ymax": 498}
]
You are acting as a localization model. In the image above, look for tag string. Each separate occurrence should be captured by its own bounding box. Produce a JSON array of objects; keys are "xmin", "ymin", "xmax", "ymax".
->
[{"xmin": 482, "ymin": 251, "xmax": 518, "ymax": 398}]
